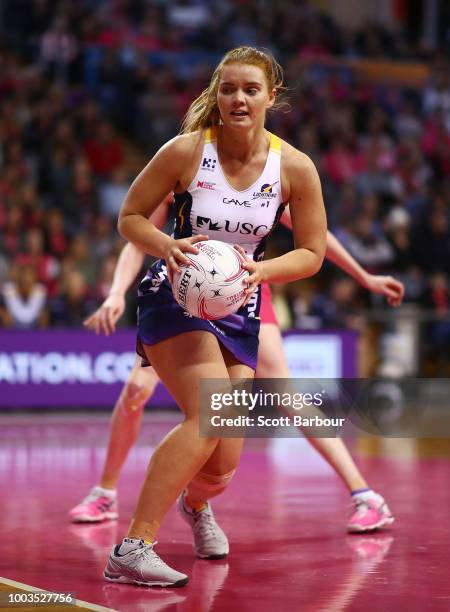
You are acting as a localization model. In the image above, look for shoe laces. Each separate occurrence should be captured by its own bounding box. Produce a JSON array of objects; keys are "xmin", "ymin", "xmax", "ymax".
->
[
  {"xmin": 350, "ymin": 496, "xmax": 381, "ymax": 516},
  {"xmin": 134, "ymin": 542, "xmax": 166, "ymax": 567},
  {"xmin": 193, "ymin": 509, "xmax": 218, "ymax": 541},
  {"xmin": 81, "ymin": 488, "xmax": 115, "ymax": 506},
  {"xmin": 80, "ymin": 489, "xmax": 103, "ymax": 505}
]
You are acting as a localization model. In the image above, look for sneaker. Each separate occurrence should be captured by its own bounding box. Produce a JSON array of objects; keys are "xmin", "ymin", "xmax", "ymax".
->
[
  {"xmin": 104, "ymin": 540, "xmax": 188, "ymax": 587},
  {"xmin": 178, "ymin": 491, "xmax": 229, "ymax": 559},
  {"xmin": 69, "ymin": 486, "xmax": 118, "ymax": 523},
  {"xmin": 347, "ymin": 492, "xmax": 394, "ymax": 533}
]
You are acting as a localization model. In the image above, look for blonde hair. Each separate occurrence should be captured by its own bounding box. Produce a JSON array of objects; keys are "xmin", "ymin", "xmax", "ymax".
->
[{"xmin": 180, "ymin": 46, "xmax": 285, "ymax": 134}]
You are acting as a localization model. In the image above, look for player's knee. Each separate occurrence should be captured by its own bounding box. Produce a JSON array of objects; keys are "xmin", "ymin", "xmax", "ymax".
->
[
  {"xmin": 119, "ymin": 382, "xmax": 150, "ymax": 415},
  {"xmin": 129, "ymin": 365, "xmax": 159, "ymax": 393},
  {"xmin": 255, "ymin": 360, "xmax": 271, "ymax": 378},
  {"xmin": 257, "ymin": 350, "xmax": 289, "ymax": 378},
  {"xmin": 256, "ymin": 351, "xmax": 277, "ymax": 377},
  {"xmin": 190, "ymin": 469, "xmax": 236, "ymax": 492}
]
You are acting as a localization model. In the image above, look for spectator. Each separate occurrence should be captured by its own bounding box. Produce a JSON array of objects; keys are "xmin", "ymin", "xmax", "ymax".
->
[
  {"xmin": 84, "ymin": 120, "xmax": 124, "ymax": 177},
  {"xmin": 422, "ymin": 272, "xmax": 450, "ymax": 375},
  {"xmin": 16, "ymin": 227, "xmax": 60, "ymax": 295},
  {"xmin": 340, "ymin": 215, "xmax": 394, "ymax": 272},
  {"xmin": 323, "ymin": 136, "xmax": 365, "ymax": 185},
  {"xmin": 309, "ymin": 278, "xmax": 364, "ymax": 331},
  {"xmin": 99, "ymin": 166, "xmax": 130, "ymax": 219},
  {"xmin": 64, "ymin": 233, "xmax": 97, "ymax": 288},
  {"xmin": 356, "ymin": 144, "xmax": 398, "ymax": 198},
  {"xmin": 17, "ymin": 182, "xmax": 44, "ymax": 229},
  {"xmin": 65, "ymin": 155, "xmax": 99, "ymax": 226},
  {"xmin": 0, "ymin": 206, "xmax": 24, "ymax": 257},
  {"xmin": 422, "ymin": 64, "xmax": 450, "ymax": 126},
  {"xmin": 95, "ymin": 253, "xmax": 118, "ymax": 302},
  {"xmin": 385, "ymin": 207, "xmax": 414, "ymax": 272},
  {"xmin": 0, "ymin": 263, "xmax": 47, "ymax": 329},
  {"xmin": 45, "ymin": 208, "xmax": 69, "ymax": 258},
  {"xmin": 413, "ymin": 208, "xmax": 450, "ymax": 275},
  {"xmin": 90, "ymin": 215, "xmax": 116, "ymax": 260},
  {"xmin": 40, "ymin": 16, "xmax": 79, "ymax": 83},
  {"xmin": 49, "ymin": 269, "xmax": 97, "ymax": 328}
]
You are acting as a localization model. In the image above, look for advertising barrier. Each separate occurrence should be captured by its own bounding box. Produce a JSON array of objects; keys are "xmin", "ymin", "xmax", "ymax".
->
[{"xmin": 0, "ymin": 330, "xmax": 356, "ymax": 408}]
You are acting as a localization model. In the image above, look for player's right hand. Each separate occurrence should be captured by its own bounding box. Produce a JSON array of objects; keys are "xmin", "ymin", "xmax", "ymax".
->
[
  {"xmin": 164, "ymin": 235, "xmax": 208, "ymax": 283},
  {"xmin": 364, "ymin": 274, "xmax": 405, "ymax": 307},
  {"xmin": 83, "ymin": 293, "xmax": 126, "ymax": 336}
]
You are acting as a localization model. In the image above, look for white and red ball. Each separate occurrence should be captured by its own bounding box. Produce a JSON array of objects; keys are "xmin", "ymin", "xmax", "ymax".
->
[{"xmin": 171, "ymin": 240, "xmax": 249, "ymax": 320}]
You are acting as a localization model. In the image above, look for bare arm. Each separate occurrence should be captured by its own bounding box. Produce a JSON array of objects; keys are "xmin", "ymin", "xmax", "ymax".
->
[
  {"xmin": 264, "ymin": 152, "xmax": 327, "ymax": 281},
  {"xmin": 110, "ymin": 243, "xmax": 146, "ymax": 297},
  {"xmin": 110, "ymin": 197, "xmax": 171, "ymax": 295},
  {"xmin": 118, "ymin": 140, "xmax": 180, "ymax": 257},
  {"xmin": 84, "ymin": 196, "xmax": 172, "ymax": 335},
  {"xmin": 280, "ymin": 208, "xmax": 404, "ymax": 306},
  {"xmin": 241, "ymin": 151, "xmax": 326, "ymax": 297},
  {"xmin": 118, "ymin": 135, "xmax": 207, "ymax": 276},
  {"xmin": 325, "ymin": 232, "xmax": 404, "ymax": 306}
]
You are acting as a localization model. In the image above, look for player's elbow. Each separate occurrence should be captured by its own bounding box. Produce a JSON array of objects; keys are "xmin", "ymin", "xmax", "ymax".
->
[
  {"xmin": 117, "ymin": 213, "xmax": 131, "ymax": 241},
  {"xmin": 117, "ymin": 215, "xmax": 125, "ymax": 239},
  {"xmin": 309, "ymin": 249, "xmax": 325, "ymax": 276},
  {"xmin": 306, "ymin": 236, "xmax": 327, "ymax": 274}
]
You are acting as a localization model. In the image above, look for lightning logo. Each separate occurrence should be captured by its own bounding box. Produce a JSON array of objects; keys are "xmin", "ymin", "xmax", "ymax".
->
[
  {"xmin": 252, "ymin": 181, "xmax": 279, "ymax": 199},
  {"xmin": 261, "ymin": 181, "xmax": 278, "ymax": 193},
  {"xmin": 178, "ymin": 201, "xmax": 187, "ymax": 230}
]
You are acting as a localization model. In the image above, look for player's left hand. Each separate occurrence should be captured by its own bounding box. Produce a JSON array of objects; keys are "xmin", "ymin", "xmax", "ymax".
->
[
  {"xmin": 233, "ymin": 245, "xmax": 266, "ymax": 305},
  {"xmin": 364, "ymin": 274, "xmax": 404, "ymax": 307}
]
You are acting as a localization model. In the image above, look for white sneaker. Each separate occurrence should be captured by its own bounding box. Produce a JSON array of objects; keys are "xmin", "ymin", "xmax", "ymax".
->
[
  {"xmin": 104, "ymin": 539, "xmax": 188, "ymax": 587},
  {"xmin": 179, "ymin": 492, "xmax": 229, "ymax": 559}
]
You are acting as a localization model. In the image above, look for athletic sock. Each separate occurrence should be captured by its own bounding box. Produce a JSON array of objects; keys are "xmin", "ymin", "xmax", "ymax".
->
[
  {"xmin": 184, "ymin": 496, "xmax": 207, "ymax": 513},
  {"xmin": 117, "ymin": 538, "xmax": 143, "ymax": 555},
  {"xmin": 351, "ymin": 488, "xmax": 378, "ymax": 501},
  {"xmin": 95, "ymin": 486, "xmax": 117, "ymax": 498}
]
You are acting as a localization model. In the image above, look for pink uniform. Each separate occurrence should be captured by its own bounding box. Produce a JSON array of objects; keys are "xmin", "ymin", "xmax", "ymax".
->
[{"xmin": 259, "ymin": 282, "xmax": 278, "ymax": 325}]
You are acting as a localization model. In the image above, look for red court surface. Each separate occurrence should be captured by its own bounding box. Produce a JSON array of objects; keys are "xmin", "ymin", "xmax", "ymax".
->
[{"xmin": 1, "ymin": 413, "xmax": 450, "ymax": 612}]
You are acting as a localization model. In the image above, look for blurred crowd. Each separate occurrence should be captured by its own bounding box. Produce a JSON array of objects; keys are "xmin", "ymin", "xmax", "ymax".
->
[{"xmin": 0, "ymin": 0, "xmax": 449, "ymax": 340}]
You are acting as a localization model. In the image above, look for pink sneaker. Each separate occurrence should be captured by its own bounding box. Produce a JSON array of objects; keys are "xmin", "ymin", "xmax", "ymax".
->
[
  {"xmin": 347, "ymin": 492, "xmax": 394, "ymax": 533},
  {"xmin": 69, "ymin": 487, "xmax": 118, "ymax": 523}
]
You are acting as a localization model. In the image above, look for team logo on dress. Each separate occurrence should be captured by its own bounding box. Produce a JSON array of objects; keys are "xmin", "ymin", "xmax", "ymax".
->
[
  {"xmin": 197, "ymin": 180, "xmax": 216, "ymax": 190},
  {"xmin": 252, "ymin": 181, "xmax": 279, "ymax": 199},
  {"xmin": 196, "ymin": 215, "xmax": 269, "ymax": 236},
  {"xmin": 197, "ymin": 216, "xmax": 221, "ymax": 231},
  {"xmin": 202, "ymin": 158, "xmax": 217, "ymax": 171}
]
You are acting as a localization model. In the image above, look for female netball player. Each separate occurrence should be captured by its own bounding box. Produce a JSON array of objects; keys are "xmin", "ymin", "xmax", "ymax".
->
[
  {"xmin": 102, "ymin": 46, "xmax": 328, "ymax": 587},
  {"xmin": 71, "ymin": 222, "xmax": 402, "ymax": 534}
]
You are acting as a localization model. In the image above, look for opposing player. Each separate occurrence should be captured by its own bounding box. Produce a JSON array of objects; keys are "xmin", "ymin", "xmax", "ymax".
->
[
  {"xmin": 70, "ymin": 221, "xmax": 402, "ymax": 533},
  {"xmin": 102, "ymin": 46, "xmax": 328, "ymax": 587}
]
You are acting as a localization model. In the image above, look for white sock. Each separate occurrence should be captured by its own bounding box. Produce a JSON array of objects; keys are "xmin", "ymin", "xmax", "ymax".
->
[
  {"xmin": 351, "ymin": 488, "xmax": 380, "ymax": 502},
  {"xmin": 117, "ymin": 538, "xmax": 142, "ymax": 555},
  {"xmin": 93, "ymin": 486, "xmax": 117, "ymax": 498}
]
